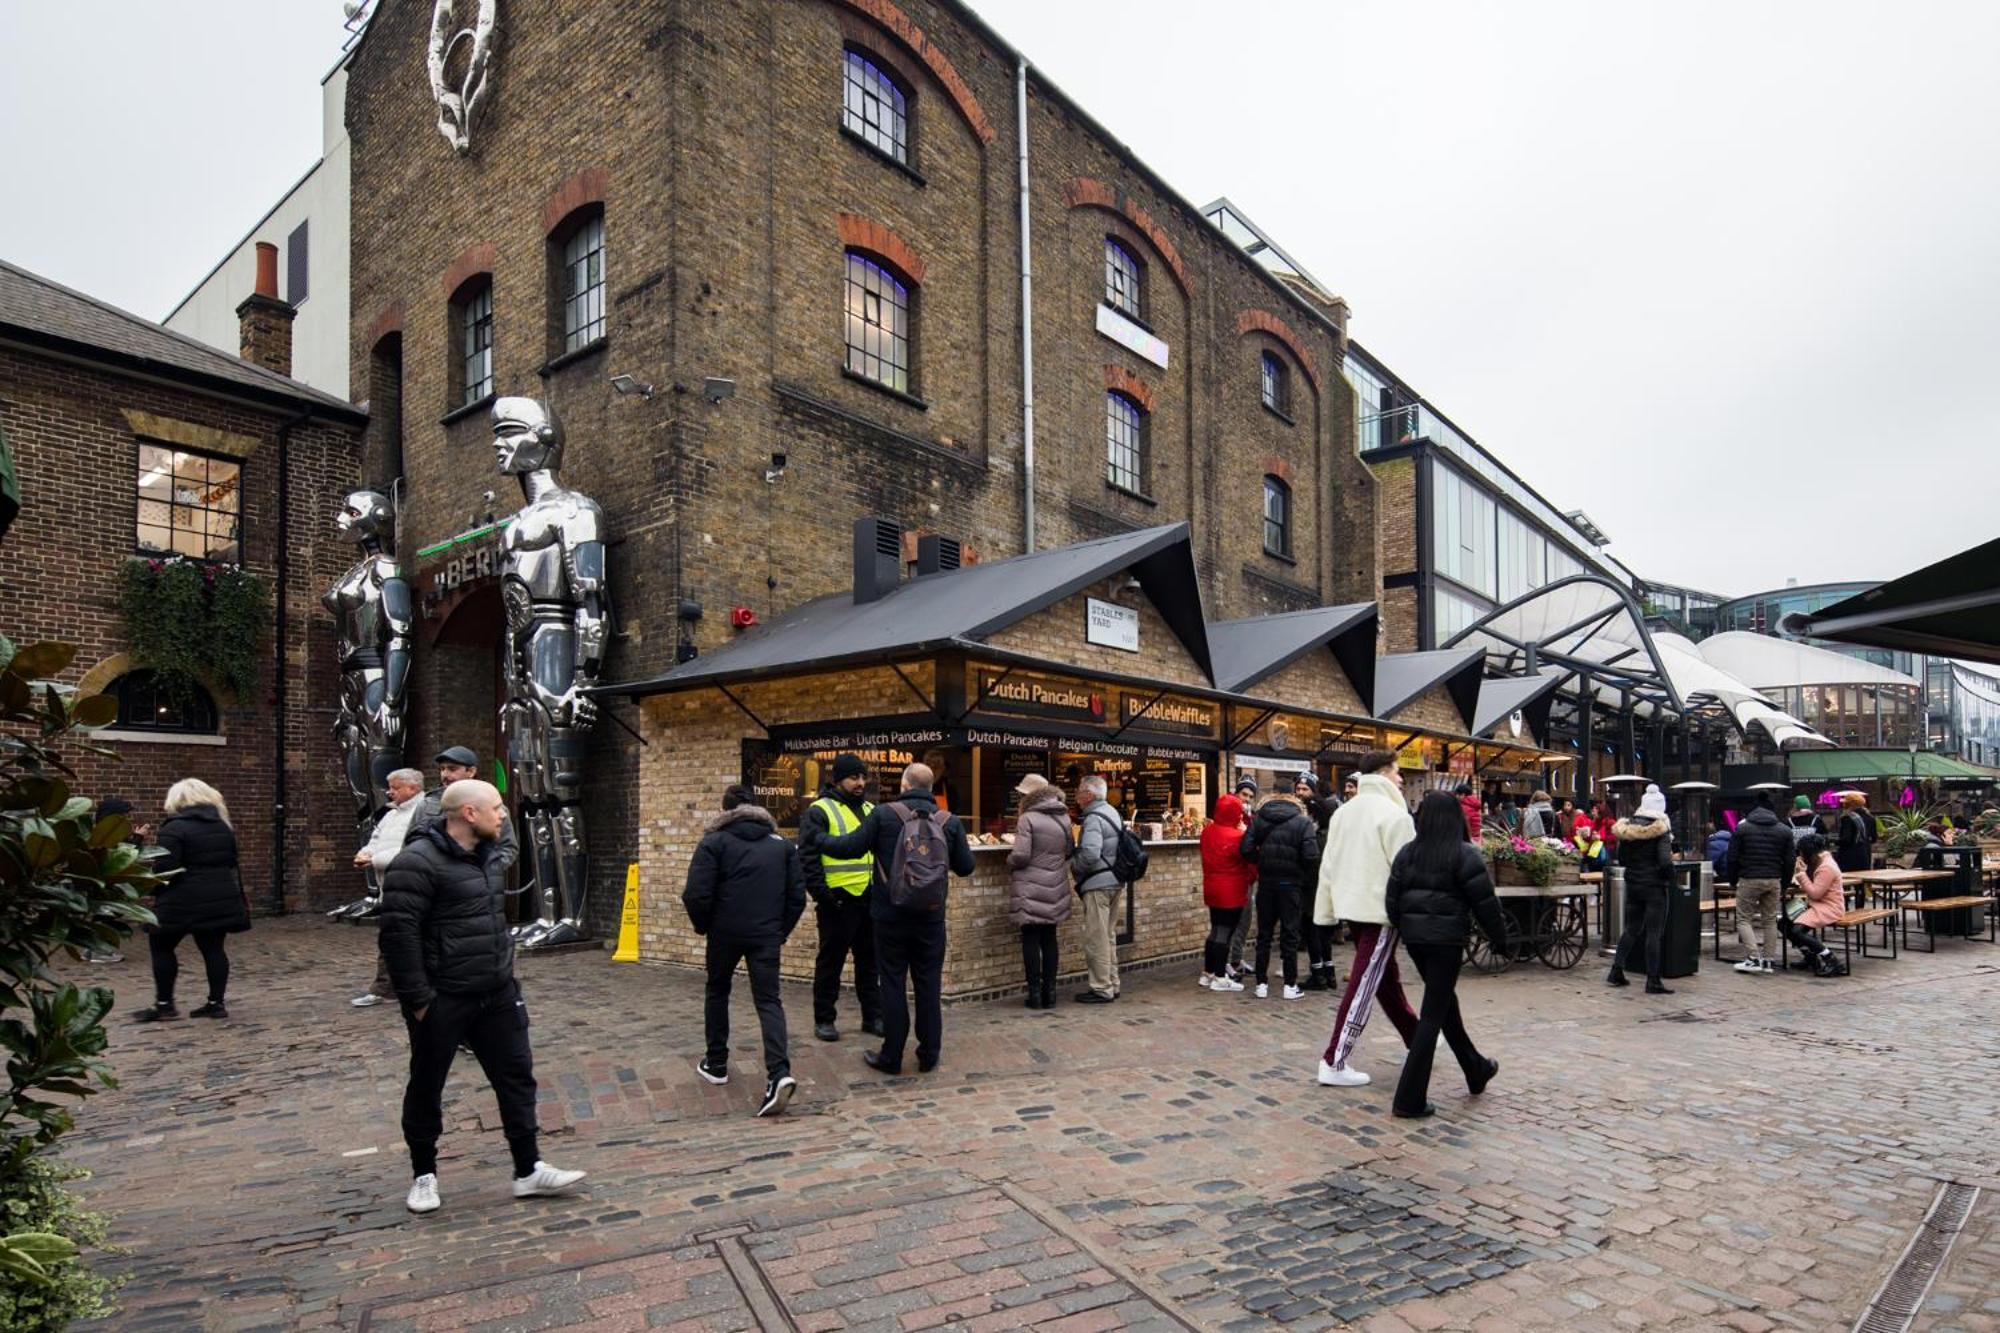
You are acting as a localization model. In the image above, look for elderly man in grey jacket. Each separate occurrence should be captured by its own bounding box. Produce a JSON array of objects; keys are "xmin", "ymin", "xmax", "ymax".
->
[{"xmin": 1072, "ymin": 775, "xmax": 1126, "ymax": 1004}]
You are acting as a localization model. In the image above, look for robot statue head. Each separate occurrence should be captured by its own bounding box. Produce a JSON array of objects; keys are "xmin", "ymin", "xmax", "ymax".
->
[
  {"xmin": 335, "ymin": 490, "xmax": 393, "ymax": 543},
  {"xmin": 492, "ymin": 396, "xmax": 565, "ymax": 477}
]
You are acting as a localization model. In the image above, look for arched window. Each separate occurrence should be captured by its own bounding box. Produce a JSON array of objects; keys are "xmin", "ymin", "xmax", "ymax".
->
[
  {"xmin": 451, "ymin": 276, "xmax": 495, "ymax": 406},
  {"xmin": 844, "ymin": 251, "xmax": 914, "ymax": 394},
  {"xmin": 843, "ymin": 50, "xmax": 910, "ymax": 164},
  {"xmin": 1104, "ymin": 238, "xmax": 1143, "ymax": 320},
  {"xmin": 553, "ymin": 210, "xmax": 605, "ymax": 353},
  {"xmin": 1260, "ymin": 351, "xmax": 1291, "ymax": 418},
  {"xmin": 1263, "ymin": 475, "xmax": 1292, "ymax": 558},
  {"xmin": 1106, "ymin": 392, "xmax": 1146, "ymax": 494},
  {"xmin": 107, "ymin": 670, "xmax": 218, "ymax": 735}
]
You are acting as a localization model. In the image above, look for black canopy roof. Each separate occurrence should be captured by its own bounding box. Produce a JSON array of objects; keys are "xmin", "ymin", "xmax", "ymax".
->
[
  {"xmin": 1207, "ymin": 603, "xmax": 1377, "ymax": 701},
  {"xmin": 1373, "ymin": 648, "xmax": 1485, "ymax": 727},
  {"xmin": 1787, "ymin": 537, "xmax": 2000, "ymax": 666},
  {"xmin": 602, "ymin": 521, "xmax": 1211, "ymax": 696},
  {"xmin": 1472, "ymin": 667, "xmax": 1569, "ymax": 739}
]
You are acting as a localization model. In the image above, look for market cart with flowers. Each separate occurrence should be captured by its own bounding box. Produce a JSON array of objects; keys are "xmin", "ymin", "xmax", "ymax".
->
[{"xmin": 1470, "ymin": 833, "xmax": 1592, "ymax": 972}]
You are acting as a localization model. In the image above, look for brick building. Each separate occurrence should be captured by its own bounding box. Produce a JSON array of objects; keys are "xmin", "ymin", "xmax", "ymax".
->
[
  {"xmin": 0, "ymin": 250, "xmax": 365, "ymax": 911},
  {"xmin": 342, "ymin": 0, "xmax": 1379, "ymax": 940}
]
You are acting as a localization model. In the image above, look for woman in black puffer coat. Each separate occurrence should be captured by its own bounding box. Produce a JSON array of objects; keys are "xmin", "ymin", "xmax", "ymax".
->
[
  {"xmin": 1383, "ymin": 792, "xmax": 1508, "ymax": 1118},
  {"xmin": 136, "ymin": 779, "xmax": 250, "ymax": 1022}
]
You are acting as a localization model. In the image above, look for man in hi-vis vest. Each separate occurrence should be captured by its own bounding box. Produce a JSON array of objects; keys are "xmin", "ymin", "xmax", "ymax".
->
[{"xmin": 800, "ymin": 754, "xmax": 883, "ymax": 1042}]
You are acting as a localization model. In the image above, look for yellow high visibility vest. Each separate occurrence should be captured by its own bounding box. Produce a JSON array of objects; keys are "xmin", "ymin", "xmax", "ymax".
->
[{"xmin": 814, "ymin": 796, "xmax": 875, "ymax": 894}]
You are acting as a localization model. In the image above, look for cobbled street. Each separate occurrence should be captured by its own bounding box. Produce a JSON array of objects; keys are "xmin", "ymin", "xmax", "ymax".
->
[{"xmin": 60, "ymin": 919, "xmax": 2000, "ymax": 1331}]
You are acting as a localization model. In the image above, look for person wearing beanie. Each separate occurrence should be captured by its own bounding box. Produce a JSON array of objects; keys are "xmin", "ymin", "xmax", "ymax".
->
[
  {"xmin": 799, "ymin": 753, "xmax": 881, "ymax": 1042},
  {"xmin": 1005, "ymin": 773, "xmax": 1072, "ymax": 1009},
  {"xmin": 1789, "ymin": 794, "xmax": 1828, "ymax": 844},
  {"xmin": 1199, "ymin": 794, "xmax": 1256, "ymax": 991},
  {"xmin": 1724, "ymin": 793, "xmax": 1796, "ymax": 975},
  {"xmin": 1608, "ymin": 785, "xmax": 1676, "ymax": 994},
  {"xmin": 1293, "ymin": 772, "xmax": 1339, "ymax": 991}
]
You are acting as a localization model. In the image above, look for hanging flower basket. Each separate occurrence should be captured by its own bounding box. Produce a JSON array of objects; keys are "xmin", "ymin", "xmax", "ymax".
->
[{"xmin": 115, "ymin": 556, "xmax": 268, "ymax": 703}]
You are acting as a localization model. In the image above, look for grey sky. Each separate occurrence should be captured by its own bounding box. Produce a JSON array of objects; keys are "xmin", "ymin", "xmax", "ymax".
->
[{"xmin": 4, "ymin": 1, "xmax": 1995, "ymax": 598}]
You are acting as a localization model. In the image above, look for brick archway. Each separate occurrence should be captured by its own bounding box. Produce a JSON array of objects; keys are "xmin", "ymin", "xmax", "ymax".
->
[
  {"xmin": 837, "ymin": 212, "xmax": 927, "ymax": 284},
  {"xmin": 1236, "ymin": 309, "xmax": 1322, "ymax": 396},
  {"xmin": 833, "ymin": 0, "xmax": 994, "ymax": 145},
  {"xmin": 1064, "ymin": 178, "xmax": 1193, "ymax": 297}
]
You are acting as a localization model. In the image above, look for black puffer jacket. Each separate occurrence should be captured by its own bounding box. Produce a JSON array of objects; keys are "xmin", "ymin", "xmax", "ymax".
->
[
  {"xmin": 682, "ymin": 805, "xmax": 806, "ymax": 942},
  {"xmin": 1726, "ymin": 808, "xmax": 1798, "ymax": 885},
  {"xmin": 380, "ymin": 824, "xmax": 513, "ymax": 1007},
  {"xmin": 817, "ymin": 788, "xmax": 976, "ymax": 923},
  {"xmin": 1241, "ymin": 797, "xmax": 1321, "ymax": 888},
  {"xmin": 151, "ymin": 806, "xmax": 250, "ymax": 933},
  {"xmin": 1835, "ymin": 807, "xmax": 1875, "ymax": 873},
  {"xmin": 1613, "ymin": 814, "xmax": 1675, "ymax": 897},
  {"xmin": 1385, "ymin": 841, "xmax": 1509, "ymax": 949}
]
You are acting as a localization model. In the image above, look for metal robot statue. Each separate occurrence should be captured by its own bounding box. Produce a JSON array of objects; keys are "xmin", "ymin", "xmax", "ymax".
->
[
  {"xmin": 493, "ymin": 397, "xmax": 606, "ymax": 949},
  {"xmin": 323, "ymin": 490, "xmax": 413, "ymax": 917}
]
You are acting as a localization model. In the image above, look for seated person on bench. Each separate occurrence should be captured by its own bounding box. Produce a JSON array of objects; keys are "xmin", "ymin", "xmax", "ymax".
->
[{"xmin": 1781, "ymin": 834, "xmax": 1848, "ymax": 977}]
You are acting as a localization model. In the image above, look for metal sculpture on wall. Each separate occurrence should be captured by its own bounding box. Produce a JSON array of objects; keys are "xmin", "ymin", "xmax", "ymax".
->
[
  {"xmin": 428, "ymin": 0, "xmax": 497, "ymax": 154},
  {"xmin": 494, "ymin": 397, "xmax": 606, "ymax": 948},
  {"xmin": 324, "ymin": 490, "xmax": 413, "ymax": 915}
]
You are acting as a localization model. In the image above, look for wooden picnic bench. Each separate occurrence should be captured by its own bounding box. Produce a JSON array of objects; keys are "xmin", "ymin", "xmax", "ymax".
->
[
  {"xmin": 1700, "ymin": 898, "xmax": 1737, "ymax": 961},
  {"xmin": 1898, "ymin": 896, "xmax": 1995, "ymax": 952}
]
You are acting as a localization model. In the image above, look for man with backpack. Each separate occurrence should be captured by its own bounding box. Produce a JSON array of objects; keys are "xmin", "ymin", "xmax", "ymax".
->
[
  {"xmin": 817, "ymin": 762, "xmax": 974, "ymax": 1075},
  {"xmin": 1073, "ymin": 774, "xmax": 1146, "ymax": 1004}
]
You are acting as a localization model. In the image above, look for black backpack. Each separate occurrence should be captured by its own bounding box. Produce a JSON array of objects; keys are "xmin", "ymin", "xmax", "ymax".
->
[
  {"xmin": 883, "ymin": 802, "xmax": 954, "ymax": 914},
  {"xmin": 1080, "ymin": 810, "xmax": 1149, "ymax": 885}
]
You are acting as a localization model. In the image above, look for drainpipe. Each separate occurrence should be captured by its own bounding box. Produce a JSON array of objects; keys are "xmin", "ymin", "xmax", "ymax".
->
[
  {"xmin": 1016, "ymin": 56, "xmax": 1036, "ymax": 553},
  {"xmin": 271, "ymin": 405, "xmax": 316, "ymax": 913}
]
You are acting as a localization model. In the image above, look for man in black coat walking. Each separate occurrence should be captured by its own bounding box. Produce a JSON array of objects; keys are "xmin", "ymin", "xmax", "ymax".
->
[
  {"xmin": 682, "ymin": 784, "xmax": 807, "ymax": 1116},
  {"xmin": 819, "ymin": 762, "xmax": 974, "ymax": 1075},
  {"xmin": 1241, "ymin": 789, "xmax": 1320, "ymax": 998},
  {"xmin": 380, "ymin": 779, "xmax": 584, "ymax": 1214}
]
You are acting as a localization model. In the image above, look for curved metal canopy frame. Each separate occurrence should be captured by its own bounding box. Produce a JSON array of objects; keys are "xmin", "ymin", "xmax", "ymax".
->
[{"xmin": 1442, "ymin": 574, "xmax": 1689, "ymax": 716}]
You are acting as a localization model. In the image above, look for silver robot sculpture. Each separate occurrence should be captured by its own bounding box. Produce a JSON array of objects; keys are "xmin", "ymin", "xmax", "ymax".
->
[
  {"xmin": 324, "ymin": 490, "xmax": 413, "ymax": 915},
  {"xmin": 493, "ymin": 397, "xmax": 606, "ymax": 949}
]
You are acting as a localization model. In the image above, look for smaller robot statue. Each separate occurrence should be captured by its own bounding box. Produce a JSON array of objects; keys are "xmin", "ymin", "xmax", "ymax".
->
[
  {"xmin": 323, "ymin": 490, "xmax": 413, "ymax": 918},
  {"xmin": 493, "ymin": 398, "xmax": 606, "ymax": 948}
]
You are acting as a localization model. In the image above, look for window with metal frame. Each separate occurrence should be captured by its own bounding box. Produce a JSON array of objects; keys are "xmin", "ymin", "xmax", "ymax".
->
[
  {"xmin": 1106, "ymin": 392, "xmax": 1145, "ymax": 492},
  {"xmin": 844, "ymin": 252, "xmax": 912, "ymax": 394},
  {"xmin": 1263, "ymin": 474, "xmax": 1292, "ymax": 557},
  {"xmin": 843, "ymin": 50, "xmax": 909, "ymax": 163},
  {"xmin": 560, "ymin": 213, "xmax": 605, "ymax": 351},
  {"xmin": 1260, "ymin": 351, "xmax": 1290, "ymax": 416},
  {"xmin": 458, "ymin": 280, "xmax": 494, "ymax": 405},
  {"xmin": 135, "ymin": 442, "xmax": 241, "ymax": 562},
  {"xmin": 107, "ymin": 669, "xmax": 219, "ymax": 734},
  {"xmin": 1104, "ymin": 238, "xmax": 1142, "ymax": 319}
]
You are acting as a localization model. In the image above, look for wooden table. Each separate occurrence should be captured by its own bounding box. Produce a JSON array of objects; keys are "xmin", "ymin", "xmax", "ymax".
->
[{"xmin": 1841, "ymin": 868, "xmax": 1953, "ymax": 910}]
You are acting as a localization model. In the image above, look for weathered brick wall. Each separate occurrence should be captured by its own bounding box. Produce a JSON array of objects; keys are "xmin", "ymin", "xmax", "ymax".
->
[
  {"xmin": 978, "ymin": 590, "xmax": 1208, "ymax": 691},
  {"xmin": 0, "ymin": 347, "xmax": 362, "ymax": 912}
]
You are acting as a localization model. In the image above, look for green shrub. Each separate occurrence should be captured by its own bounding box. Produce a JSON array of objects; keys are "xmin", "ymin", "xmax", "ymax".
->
[
  {"xmin": 0, "ymin": 1158, "xmax": 120, "ymax": 1331},
  {"xmin": 114, "ymin": 558, "xmax": 268, "ymax": 703}
]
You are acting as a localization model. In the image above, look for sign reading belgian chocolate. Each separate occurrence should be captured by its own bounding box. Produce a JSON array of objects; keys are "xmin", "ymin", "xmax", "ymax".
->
[
  {"xmin": 1119, "ymin": 691, "xmax": 1219, "ymax": 739},
  {"xmin": 976, "ymin": 672, "xmax": 1107, "ymax": 724},
  {"xmin": 1085, "ymin": 597, "xmax": 1140, "ymax": 652}
]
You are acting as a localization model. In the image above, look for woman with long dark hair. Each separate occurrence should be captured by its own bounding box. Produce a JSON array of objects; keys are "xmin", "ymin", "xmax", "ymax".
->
[{"xmin": 1382, "ymin": 791, "xmax": 1507, "ymax": 1118}]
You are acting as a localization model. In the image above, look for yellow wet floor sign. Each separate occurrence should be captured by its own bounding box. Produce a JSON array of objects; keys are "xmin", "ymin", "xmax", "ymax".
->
[{"xmin": 612, "ymin": 863, "xmax": 640, "ymax": 962}]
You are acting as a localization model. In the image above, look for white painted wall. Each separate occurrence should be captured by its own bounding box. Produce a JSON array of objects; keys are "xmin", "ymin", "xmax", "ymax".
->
[{"xmin": 165, "ymin": 64, "xmax": 352, "ymax": 400}]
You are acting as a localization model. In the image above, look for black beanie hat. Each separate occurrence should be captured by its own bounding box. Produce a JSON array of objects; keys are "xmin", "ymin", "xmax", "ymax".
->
[{"xmin": 831, "ymin": 753, "xmax": 867, "ymax": 782}]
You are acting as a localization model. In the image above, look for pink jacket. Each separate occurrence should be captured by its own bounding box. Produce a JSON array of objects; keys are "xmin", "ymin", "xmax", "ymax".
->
[{"xmin": 1794, "ymin": 857, "xmax": 1844, "ymax": 928}]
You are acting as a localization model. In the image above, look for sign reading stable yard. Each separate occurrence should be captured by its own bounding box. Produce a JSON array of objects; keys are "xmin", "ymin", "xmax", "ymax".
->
[{"xmin": 1086, "ymin": 597, "xmax": 1140, "ymax": 652}]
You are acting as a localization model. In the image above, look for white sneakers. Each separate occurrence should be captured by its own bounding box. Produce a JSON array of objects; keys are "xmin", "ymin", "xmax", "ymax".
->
[
  {"xmin": 1734, "ymin": 956, "xmax": 1776, "ymax": 975},
  {"xmin": 351, "ymin": 993, "xmax": 386, "ymax": 1007},
  {"xmin": 406, "ymin": 1174, "xmax": 440, "ymax": 1213},
  {"xmin": 1197, "ymin": 973, "xmax": 1214, "ymax": 988},
  {"xmin": 513, "ymin": 1161, "xmax": 587, "ymax": 1198},
  {"xmin": 1254, "ymin": 983, "xmax": 1270, "ymax": 999},
  {"xmin": 1282, "ymin": 985, "xmax": 1305, "ymax": 1001},
  {"xmin": 1317, "ymin": 1060, "xmax": 1371, "ymax": 1087},
  {"xmin": 1210, "ymin": 976, "xmax": 1244, "ymax": 992}
]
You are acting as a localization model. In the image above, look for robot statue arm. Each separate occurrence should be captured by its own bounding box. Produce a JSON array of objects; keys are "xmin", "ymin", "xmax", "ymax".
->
[
  {"xmin": 380, "ymin": 574, "xmax": 415, "ymax": 714},
  {"xmin": 560, "ymin": 505, "xmax": 608, "ymax": 731}
]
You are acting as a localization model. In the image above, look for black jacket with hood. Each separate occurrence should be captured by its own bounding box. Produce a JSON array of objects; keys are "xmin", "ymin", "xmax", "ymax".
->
[
  {"xmin": 1726, "ymin": 807, "xmax": 1798, "ymax": 885},
  {"xmin": 380, "ymin": 824, "xmax": 513, "ymax": 1007},
  {"xmin": 1835, "ymin": 806, "xmax": 1875, "ymax": 872},
  {"xmin": 152, "ymin": 805, "xmax": 250, "ymax": 934},
  {"xmin": 1613, "ymin": 813, "xmax": 1675, "ymax": 897},
  {"xmin": 682, "ymin": 805, "xmax": 806, "ymax": 942},
  {"xmin": 1385, "ymin": 840, "xmax": 1510, "ymax": 949},
  {"xmin": 797, "ymin": 784, "xmax": 871, "ymax": 903},
  {"xmin": 817, "ymin": 788, "xmax": 975, "ymax": 923},
  {"xmin": 1240, "ymin": 796, "xmax": 1320, "ymax": 889}
]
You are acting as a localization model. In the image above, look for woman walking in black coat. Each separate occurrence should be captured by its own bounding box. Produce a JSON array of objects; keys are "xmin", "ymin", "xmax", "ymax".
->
[
  {"xmin": 1383, "ymin": 792, "xmax": 1507, "ymax": 1119},
  {"xmin": 134, "ymin": 779, "xmax": 250, "ymax": 1022}
]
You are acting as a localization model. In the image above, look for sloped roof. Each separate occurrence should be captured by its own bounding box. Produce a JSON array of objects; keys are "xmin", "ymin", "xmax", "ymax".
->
[
  {"xmin": 1788, "ymin": 537, "xmax": 2000, "ymax": 667},
  {"xmin": 603, "ymin": 522, "xmax": 1211, "ymax": 695},
  {"xmin": 0, "ymin": 258, "xmax": 362, "ymax": 421},
  {"xmin": 1207, "ymin": 602, "xmax": 1376, "ymax": 700},
  {"xmin": 1374, "ymin": 648, "xmax": 1485, "ymax": 727},
  {"xmin": 1472, "ymin": 668, "xmax": 1569, "ymax": 738}
]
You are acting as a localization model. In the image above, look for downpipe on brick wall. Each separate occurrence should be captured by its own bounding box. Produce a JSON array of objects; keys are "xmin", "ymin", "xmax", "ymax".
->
[
  {"xmin": 1017, "ymin": 55, "xmax": 1036, "ymax": 553},
  {"xmin": 272, "ymin": 405, "xmax": 317, "ymax": 914}
]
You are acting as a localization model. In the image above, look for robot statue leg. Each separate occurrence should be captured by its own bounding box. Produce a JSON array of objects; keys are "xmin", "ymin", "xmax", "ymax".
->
[
  {"xmin": 514, "ymin": 804, "xmax": 562, "ymax": 946},
  {"xmin": 525, "ymin": 804, "xmax": 587, "ymax": 948}
]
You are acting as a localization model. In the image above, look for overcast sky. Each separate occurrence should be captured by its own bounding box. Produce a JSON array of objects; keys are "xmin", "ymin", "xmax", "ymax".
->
[{"xmin": 3, "ymin": 1, "xmax": 1995, "ymax": 597}]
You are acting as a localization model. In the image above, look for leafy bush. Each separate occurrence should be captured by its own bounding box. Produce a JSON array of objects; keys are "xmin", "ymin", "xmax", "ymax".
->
[
  {"xmin": 0, "ymin": 1158, "xmax": 119, "ymax": 1331},
  {"xmin": 114, "ymin": 557, "xmax": 268, "ymax": 703}
]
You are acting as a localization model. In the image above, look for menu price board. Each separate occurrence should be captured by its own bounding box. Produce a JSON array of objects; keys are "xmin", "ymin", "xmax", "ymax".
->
[{"xmin": 998, "ymin": 749, "xmax": 1049, "ymax": 814}]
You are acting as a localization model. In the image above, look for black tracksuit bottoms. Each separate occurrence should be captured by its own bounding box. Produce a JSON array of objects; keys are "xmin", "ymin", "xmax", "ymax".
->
[
  {"xmin": 811, "ymin": 891, "xmax": 880, "ymax": 1028},
  {"xmin": 1613, "ymin": 884, "xmax": 1668, "ymax": 984},
  {"xmin": 875, "ymin": 915, "xmax": 946, "ymax": 1071},
  {"xmin": 1254, "ymin": 882, "xmax": 1303, "ymax": 985},
  {"xmin": 148, "ymin": 926, "xmax": 229, "ymax": 1005},
  {"xmin": 705, "ymin": 934, "xmax": 790, "ymax": 1080},
  {"xmin": 1395, "ymin": 942, "xmax": 1488, "ymax": 1115},
  {"xmin": 401, "ymin": 978, "xmax": 539, "ymax": 1179}
]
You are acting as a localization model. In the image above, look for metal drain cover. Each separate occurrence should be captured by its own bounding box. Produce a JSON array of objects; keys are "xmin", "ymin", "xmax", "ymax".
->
[{"xmin": 1852, "ymin": 1181, "xmax": 1980, "ymax": 1333}]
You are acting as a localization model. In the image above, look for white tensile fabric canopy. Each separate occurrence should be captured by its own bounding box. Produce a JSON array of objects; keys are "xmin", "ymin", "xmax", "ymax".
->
[{"xmin": 1693, "ymin": 631, "xmax": 1922, "ymax": 691}]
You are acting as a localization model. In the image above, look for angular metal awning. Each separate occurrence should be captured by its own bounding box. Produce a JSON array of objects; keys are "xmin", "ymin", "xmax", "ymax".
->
[
  {"xmin": 1374, "ymin": 647, "xmax": 1485, "ymax": 727},
  {"xmin": 1785, "ymin": 537, "xmax": 2000, "ymax": 666},
  {"xmin": 600, "ymin": 521, "xmax": 1212, "ymax": 696},
  {"xmin": 1471, "ymin": 667, "xmax": 1569, "ymax": 739},
  {"xmin": 1207, "ymin": 602, "xmax": 1377, "ymax": 702}
]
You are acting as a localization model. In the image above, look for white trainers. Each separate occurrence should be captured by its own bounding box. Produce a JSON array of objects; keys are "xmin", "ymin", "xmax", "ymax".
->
[
  {"xmin": 1197, "ymin": 973, "xmax": 1213, "ymax": 988},
  {"xmin": 351, "ymin": 993, "xmax": 386, "ymax": 1007},
  {"xmin": 1210, "ymin": 976, "xmax": 1244, "ymax": 993},
  {"xmin": 1254, "ymin": 983, "xmax": 1269, "ymax": 999},
  {"xmin": 1733, "ymin": 957, "xmax": 1768, "ymax": 975},
  {"xmin": 1282, "ymin": 985, "xmax": 1305, "ymax": 1001},
  {"xmin": 1317, "ymin": 1060, "xmax": 1371, "ymax": 1087},
  {"xmin": 512, "ymin": 1161, "xmax": 586, "ymax": 1198},
  {"xmin": 406, "ymin": 1173, "xmax": 441, "ymax": 1213},
  {"xmin": 1759, "ymin": 958, "xmax": 1779, "ymax": 974}
]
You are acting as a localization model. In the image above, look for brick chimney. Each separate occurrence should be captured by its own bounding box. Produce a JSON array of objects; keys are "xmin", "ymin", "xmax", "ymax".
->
[{"xmin": 236, "ymin": 241, "xmax": 296, "ymax": 377}]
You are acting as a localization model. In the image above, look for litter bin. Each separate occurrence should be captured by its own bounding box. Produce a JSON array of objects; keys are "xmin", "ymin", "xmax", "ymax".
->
[
  {"xmin": 1661, "ymin": 860, "xmax": 1704, "ymax": 979},
  {"xmin": 1917, "ymin": 845, "xmax": 1983, "ymax": 937},
  {"xmin": 1599, "ymin": 865, "xmax": 1625, "ymax": 956}
]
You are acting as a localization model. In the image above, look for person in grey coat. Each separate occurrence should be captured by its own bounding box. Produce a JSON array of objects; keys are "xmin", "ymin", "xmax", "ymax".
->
[
  {"xmin": 1072, "ymin": 775, "xmax": 1127, "ymax": 1004},
  {"xmin": 1006, "ymin": 774, "xmax": 1073, "ymax": 1011}
]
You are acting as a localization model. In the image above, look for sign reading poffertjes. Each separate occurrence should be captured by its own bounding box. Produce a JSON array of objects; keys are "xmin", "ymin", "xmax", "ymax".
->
[{"xmin": 1085, "ymin": 597, "xmax": 1140, "ymax": 652}]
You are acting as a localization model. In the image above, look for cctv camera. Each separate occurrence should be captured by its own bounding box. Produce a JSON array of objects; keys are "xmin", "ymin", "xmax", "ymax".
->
[{"xmin": 771, "ymin": 451, "xmax": 787, "ymax": 471}]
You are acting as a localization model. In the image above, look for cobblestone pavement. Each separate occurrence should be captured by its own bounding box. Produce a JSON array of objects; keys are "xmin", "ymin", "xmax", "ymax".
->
[{"xmin": 57, "ymin": 918, "xmax": 2000, "ymax": 1330}]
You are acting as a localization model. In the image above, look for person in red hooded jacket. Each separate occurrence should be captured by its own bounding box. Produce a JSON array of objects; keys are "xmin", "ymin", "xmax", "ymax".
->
[
  {"xmin": 1458, "ymin": 786, "xmax": 1483, "ymax": 841},
  {"xmin": 1199, "ymin": 794, "xmax": 1257, "ymax": 992}
]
